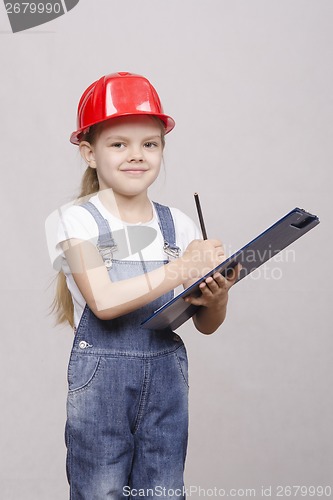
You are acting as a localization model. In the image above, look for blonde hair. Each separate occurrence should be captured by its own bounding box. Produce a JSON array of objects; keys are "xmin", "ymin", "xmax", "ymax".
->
[{"xmin": 52, "ymin": 117, "xmax": 166, "ymax": 328}]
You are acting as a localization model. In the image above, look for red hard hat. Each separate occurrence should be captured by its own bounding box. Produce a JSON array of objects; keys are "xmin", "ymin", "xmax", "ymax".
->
[{"xmin": 70, "ymin": 72, "xmax": 175, "ymax": 145}]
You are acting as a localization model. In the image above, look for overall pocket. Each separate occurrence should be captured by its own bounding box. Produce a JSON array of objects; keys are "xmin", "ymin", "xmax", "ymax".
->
[
  {"xmin": 175, "ymin": 345, "xmax": 189, "ymax": 389},
  {"xmin": 67, "ymin": 353, "xmax": 102, "ymax": 394}
]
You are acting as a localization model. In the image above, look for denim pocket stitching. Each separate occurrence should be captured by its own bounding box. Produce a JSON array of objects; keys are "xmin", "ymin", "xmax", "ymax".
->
[
  {"xmin": 175, "ymin": 349, "xmax": 189, "ymax": 389},
  {"xmin": 68, "ymin": 356, "xmax": 103, "ymax": 395}
]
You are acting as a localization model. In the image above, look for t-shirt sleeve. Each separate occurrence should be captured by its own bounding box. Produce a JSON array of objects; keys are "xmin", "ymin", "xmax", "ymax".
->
[
  {"xmin": 170, "ymin": 207, "xmax": 202, "ymax": 254},
  {"xmin": 45, "ymin": 204, "xmax": 99, "ymax": 271}
]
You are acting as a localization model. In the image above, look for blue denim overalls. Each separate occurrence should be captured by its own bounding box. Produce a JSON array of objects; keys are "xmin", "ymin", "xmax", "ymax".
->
[{"xmin": 65, "ymin": 201, "xmax": 189, "ymax": 500}]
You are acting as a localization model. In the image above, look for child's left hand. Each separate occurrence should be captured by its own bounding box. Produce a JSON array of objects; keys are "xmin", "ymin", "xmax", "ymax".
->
[
  {"xmin": 184, "ymin": 264, "xmax": 241, "ymax": 309},
  {"xmin": 184, "ymin": 264, "xmax": 241, "ymax": 334}
]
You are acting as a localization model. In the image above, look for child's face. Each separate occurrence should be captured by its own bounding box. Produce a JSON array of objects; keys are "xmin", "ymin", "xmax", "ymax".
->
[{"xmin": 86, "ymin": 115, "xmax": 163, "ymax": 197}]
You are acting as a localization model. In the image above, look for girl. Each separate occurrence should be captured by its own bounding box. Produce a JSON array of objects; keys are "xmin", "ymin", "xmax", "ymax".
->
[{"xmin": 52, "ymin": 72, "xmax": 240, "ymax": 499}]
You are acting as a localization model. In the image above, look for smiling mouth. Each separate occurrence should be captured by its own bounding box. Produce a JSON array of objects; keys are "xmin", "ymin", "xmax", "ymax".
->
[{"xmin": 122, "ymin": 169, "xmax": 147, "ymax": 174}]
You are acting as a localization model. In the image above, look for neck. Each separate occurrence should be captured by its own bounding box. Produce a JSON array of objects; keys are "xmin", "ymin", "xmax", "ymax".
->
[{"xmin": 98, "ymin": 189, "xmax": 153, "ymax": 223}]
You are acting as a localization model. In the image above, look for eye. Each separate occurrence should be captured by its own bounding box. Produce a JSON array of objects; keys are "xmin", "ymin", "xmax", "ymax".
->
[
  {"xmin": 144, "ymin": 141, "xmax": 159, "ymax": 149},
  {"xmin": 111, "ymin": 142, "xmax": 125, "ymax": 149}
]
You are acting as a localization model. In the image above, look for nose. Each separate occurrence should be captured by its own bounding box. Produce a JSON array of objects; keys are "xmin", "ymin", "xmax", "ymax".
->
[{"xmin": 128, "ymin": 145, "xmax": 144, "ymax": 163}]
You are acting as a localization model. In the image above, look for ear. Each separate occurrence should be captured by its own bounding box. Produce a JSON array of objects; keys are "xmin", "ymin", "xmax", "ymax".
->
[{"xmin": 79, "ymin": 141, "xmax": 97, "ymax": 168}]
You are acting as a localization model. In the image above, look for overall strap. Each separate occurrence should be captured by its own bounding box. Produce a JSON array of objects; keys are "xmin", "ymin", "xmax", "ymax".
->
[
  {"xmin": 80, "ymin": 201, "xmax": 117, "ymax": 269},
  {"xmin": 80, "ymin": 200, "xmax": 181, "ymax": 265},
  {"xmin": 153, "ymin": 202, "xmax": 181, "ymax": 259}
]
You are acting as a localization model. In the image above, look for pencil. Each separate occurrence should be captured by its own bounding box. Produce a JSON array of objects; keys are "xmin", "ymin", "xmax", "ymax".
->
[{"xmin": 194, "ymin": 192, "xmax": 208, "ymax": 240}]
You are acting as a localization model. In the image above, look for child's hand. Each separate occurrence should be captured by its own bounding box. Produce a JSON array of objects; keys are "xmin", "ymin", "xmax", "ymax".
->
[
  {"xmin": 184, "ymin": 264, "xmax": 242, "ymax": 334},
  {"xmin": 180, "ymin": 239, "xmax": 226, "ymax": 282},
  {"xmin": 184, "ymin": 264, "xmax": 242, "ymax": 309}
]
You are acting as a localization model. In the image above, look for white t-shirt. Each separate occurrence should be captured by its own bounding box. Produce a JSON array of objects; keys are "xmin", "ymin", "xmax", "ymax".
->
[{"xmin": 49, "ymin": 194, "xmax": 201, "ymax": 328}]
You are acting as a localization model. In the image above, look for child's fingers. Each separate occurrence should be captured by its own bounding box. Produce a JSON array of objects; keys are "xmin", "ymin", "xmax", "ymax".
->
[
  {"xmin": 207, "ymin": 239, "xmax": 223, "ymax": 248},
  {"xmin": 199, "ymin": 280, "xmax": 215, "ymax": 296},
  {"xmin": 184, "ymin": 294, "xmax": 204, "ymax": 306},
  {"xmin": 211, "ymin": 273, "xmax": 228, "ymax": 289},
  {"xmin": 184, "ymin": 265, "xmax": 242, "ymax": 306},
  {"xmin": 208, "ymin": 266, "xmax": 240, "ymax": 290},
  {"xmin": 202, "ymin": 275, "xmax": 225, "ymax": 293}
]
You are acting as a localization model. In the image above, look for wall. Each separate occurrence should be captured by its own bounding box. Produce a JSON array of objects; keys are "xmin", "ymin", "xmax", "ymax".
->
[{"xmin": 0, "ymin": 1, "xmax": 332, "ymax": 498}]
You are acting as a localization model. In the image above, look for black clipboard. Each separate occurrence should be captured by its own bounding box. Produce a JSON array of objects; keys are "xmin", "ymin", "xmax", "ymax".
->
[{"xmin": 141, "ymin": 207, "xmax": 319, "ymax": 331}]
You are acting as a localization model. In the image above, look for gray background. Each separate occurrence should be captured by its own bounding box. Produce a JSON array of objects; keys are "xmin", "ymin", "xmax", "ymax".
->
[{"xmin": 0, "ymin": 0, "xmax": 332, "ymax": 498}]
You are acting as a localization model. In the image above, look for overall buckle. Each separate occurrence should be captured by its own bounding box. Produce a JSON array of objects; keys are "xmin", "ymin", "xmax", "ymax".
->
[
  {"xmin": 97, "ymin": 244, "xmax": 117, "ymax": 269},
  {"xmin": 163, "ymin": 242, "xmax": 181, "ymax": 260}
]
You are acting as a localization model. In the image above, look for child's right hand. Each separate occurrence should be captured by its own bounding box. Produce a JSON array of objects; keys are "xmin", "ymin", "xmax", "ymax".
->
[{"xmin": 180, "ymin": 239, "xmax": 226, "ymax": 283}]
